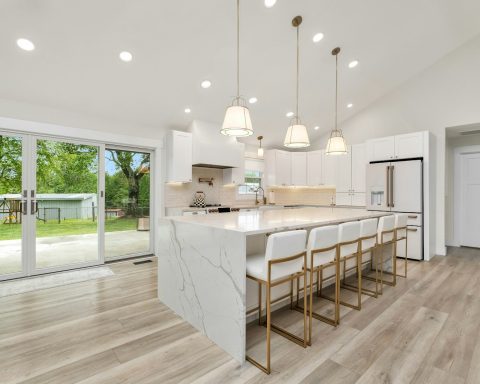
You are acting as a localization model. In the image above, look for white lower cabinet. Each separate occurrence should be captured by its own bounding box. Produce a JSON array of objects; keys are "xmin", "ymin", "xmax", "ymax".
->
[
  {"xmin": 351, "ymin": 192, "xmax": 366, "ymax": 207},
  {"xmin": 335, "ymin": 193, "xmax": 351, "ymax": 206},
  {"xmin": 397, "ymin": 226, "xmax": 423, "ymax": 261}
]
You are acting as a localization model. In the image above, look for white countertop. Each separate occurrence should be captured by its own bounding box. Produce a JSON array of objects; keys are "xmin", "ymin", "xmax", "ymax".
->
[{"xmin": 165, "ymin": 207, "xmax": 390, "ymax": 235}]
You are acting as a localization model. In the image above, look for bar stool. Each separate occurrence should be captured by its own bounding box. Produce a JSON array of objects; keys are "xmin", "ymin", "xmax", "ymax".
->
[
  {"xmin": 376, "ymin": 215, "xmax": 396, "ymax": 292},
  {"xmin": 344, "ymin": 218, "xmax": 380, "ymax": 298},
  {"xmin": 293, "ymin": 226, "xmax": 340, "ymax": 345},
  {"xmin": 321, "ymin": 221, "xmax": 362, "ymax": 311},
  {"xmin": 246, "ymin": 230, "xmax": 308, "ymax": 374},
  {"xmin": 395, "ymin": 214, "xmax": 408, "ymax": 278}
]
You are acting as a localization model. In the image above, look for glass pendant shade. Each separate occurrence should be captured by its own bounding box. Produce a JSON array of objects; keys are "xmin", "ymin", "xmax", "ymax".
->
[
  {"xmin": 257, "ymin": 147, "xmax": 264, "ymax": 157},
  {"xmin": 326, "ymin": 130, "xmax": 347, "ymax": 155},
  {"xmin": 221, "ymin": 99, "xmax": 253, "ymax": 137},
  {"xmin": 284, "ymin": 118, "xmax": 310, "ymax": 148}
]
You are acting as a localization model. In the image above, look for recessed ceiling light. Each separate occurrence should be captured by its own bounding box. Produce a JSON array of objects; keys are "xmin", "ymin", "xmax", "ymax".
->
[
  {"xmin": 201, "ymin": 80, "xmax": 212, "ymax": 89},
  {"xmin": 312, "ymin": 33, "xmax": 324, "ymax": 43},
  {"xmin": 286, "ymin": 112, "xmax": 294, "ymax": 118},
  {"xmin": 16, "ymin": 38, "xmax": 35, "ymax": 51},
  {"xmin": 314, "ymin": 126, "xmax": 320, "ymax": 130},
  {"xmin": 249, "ymin": 97, "xmax": 258, "ymax": 104},
  {"xmin": 264, "ymin": 0, "xmax": 277, "ymax": 8},
  {"xmin": 119, "ymin": 51, "xmax": 133, "ymax": 62},
  {"xmin": 347, "ymin": 103, "xmax": 353, "ymax": 108},
  {"xmin": 184, "ymin": 108, "xmax": 191, "ymax": 114},
  {"xmin": 348, "ymin": 60, "xmax": 359, "ymax": 68}
]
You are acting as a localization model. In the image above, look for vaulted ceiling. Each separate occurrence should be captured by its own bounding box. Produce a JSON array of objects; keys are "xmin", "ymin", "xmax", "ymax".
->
[{"xmin": 1, "ymin": 0, "xmax": 480, "ymax": 147}]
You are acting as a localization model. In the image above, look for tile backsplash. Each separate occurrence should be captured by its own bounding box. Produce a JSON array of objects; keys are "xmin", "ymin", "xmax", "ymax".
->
[{"xmin": 165, "ymin": 167, "xmax": 336, "ymax": 208}]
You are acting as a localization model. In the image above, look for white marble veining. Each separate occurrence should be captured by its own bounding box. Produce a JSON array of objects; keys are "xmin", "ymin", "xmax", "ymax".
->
[
  {"xmin": 157, "ymin": 207, "xmax": 391, "ymax": 364},
  {"xmin": 166, "ymin": 207, "xmax": 390, "ymax": 235}
]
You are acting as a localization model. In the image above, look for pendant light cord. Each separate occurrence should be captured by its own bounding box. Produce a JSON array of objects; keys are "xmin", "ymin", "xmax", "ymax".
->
[
  {"xmin": 236, "ymin": 0, "xmax": 240, "ymax": 98},
  {"xmin": 296, "ymin": 24, "xmax": 299, "ymax": 117},
  {"xmin": 335, "ymin": 52, "xmax": 338, "ymax": 131}
]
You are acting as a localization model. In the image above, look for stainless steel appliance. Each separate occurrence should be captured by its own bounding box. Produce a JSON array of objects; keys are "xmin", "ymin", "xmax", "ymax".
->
[{"xmin": 366, "ymin": 158, "xmax": 423, "ymax": 260}]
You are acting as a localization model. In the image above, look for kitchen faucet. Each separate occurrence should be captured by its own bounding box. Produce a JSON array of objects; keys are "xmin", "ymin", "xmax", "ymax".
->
[{"xmin": 254, "ymin": 187, "xmax": 265, "ymax": 205}]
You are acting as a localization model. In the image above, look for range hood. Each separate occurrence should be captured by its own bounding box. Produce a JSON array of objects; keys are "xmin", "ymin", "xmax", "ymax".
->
[{"xmin": 189, "ymin": 120, "xmax": 244, "ymax": 169}]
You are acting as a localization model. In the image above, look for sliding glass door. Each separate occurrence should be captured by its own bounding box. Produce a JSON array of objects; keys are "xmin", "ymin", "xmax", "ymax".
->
[{"xmin": 104, "ymin": 147, "xmax": 152, "ymax": 260}]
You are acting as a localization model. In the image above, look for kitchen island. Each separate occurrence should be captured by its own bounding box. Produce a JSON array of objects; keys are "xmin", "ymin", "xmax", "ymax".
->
[{"xmin": 158, "ymin": 207, "xmax": 390, "ymax": 364}]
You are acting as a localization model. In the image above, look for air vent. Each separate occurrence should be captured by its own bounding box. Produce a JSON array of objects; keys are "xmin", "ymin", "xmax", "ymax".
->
[{"xmin": 460, "ymin": 130, "xmax": 480, "ymax": 136}]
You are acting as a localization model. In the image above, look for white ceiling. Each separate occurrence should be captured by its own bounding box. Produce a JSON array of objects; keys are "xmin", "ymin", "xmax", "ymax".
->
[{"xmin": 1, "ymin": 0, "xmax": 480, "ymax": 147}]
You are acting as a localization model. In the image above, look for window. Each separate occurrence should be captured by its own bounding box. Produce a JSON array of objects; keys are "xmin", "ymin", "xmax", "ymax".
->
[{"xmin": 238, "ymin": 170, "xmax": 262, "ymax": 195}]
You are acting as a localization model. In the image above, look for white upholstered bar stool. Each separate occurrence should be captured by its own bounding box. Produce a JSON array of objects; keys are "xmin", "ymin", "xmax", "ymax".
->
[
  {"xmin": 376, "ymin": 215, "xmax": 396, "ymax": 292},
  {"xmin": 246, "ymin": 230, "xmax": 308, "ymax": 375},
  {"xmin": 336, "ymin": 221, "xmax": 362, "ymax": 311},
  {"xmin": 395, "ymin": 214, "xmax": 409, "ymax": 278},
  {"xmin": 344, "ymin": 218, "xmax": 380, "ymax": 298},
  {"xmin": 294, "ymin": 225, "xmax": 340, "ymax": 345}
]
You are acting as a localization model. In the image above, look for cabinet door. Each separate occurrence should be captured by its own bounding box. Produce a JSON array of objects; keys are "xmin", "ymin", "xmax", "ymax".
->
[
  {"xmin": 333, "ymin": 147, "xmax": 352, "ymax": 193},
  {"xmin": 335, "ymin": 192, "xmax": 352, "ymax": 206},
  {"xmin": 276, "ymin": 151, "xmax": 292, "ymax": 186},
  {"xmin": 394, "ymin": 132, "xmax": 424, "ymax": 159},
  {"xmin": 323, "ymin": 151, "xmax": 336, "ymax": 186},
  {"xmin": 291, "ymin": 152, "xmax": 307, "ymax": 186},
  {"xmin": 167, "ymin": 131, "xmax": 192, "ymax": 182},
  {"xmin": 223, "ymin": 165, "xmax": 244, "ymax": 185},
  {"xmin": 351, "ymin": 192, "xmax": 366, "ymax": 207},
  {"xmin": 351, "ymin": 144, "xmax": 366, "ymax": 193},
  {"xmin": 366, "ymin": 136, "xmax": 395, "ymax": 161},
  {"xmin": 307, "ymin": 151, "xmax": 323, "ymax": 186}
]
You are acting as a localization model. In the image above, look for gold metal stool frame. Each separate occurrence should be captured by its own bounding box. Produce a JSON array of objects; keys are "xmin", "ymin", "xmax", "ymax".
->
[
  {"xmin": 246, "ymin": 251, "xmax": 308, "ymax": 375},
  {"xmin": 395, "ymin": 224, "xmax": 409, "ymax": 278}
]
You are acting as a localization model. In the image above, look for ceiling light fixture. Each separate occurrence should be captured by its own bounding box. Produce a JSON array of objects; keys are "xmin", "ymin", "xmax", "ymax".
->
[
  {"xmin": 348, "ymin": 60, "xmax": 358, "ymax": 68},
  {"xmin": 312, "ymin": 33, "xmax": 324, "ymax": 43},
  {"xmin": 286, "ymin": 112, "xmax": 294, "ymax": 118},
  {"xmin": 284, "ymin": 16, "xmax": 310, "ymax": 148},
  {"xmin": 314, "ymin": 126, "xmax": 320, "ymax": 130},
  {"xmin": 264, "ymin": 0, "xmax": 277, "ymax": 8},
  {"xmin": 184, "ymin": 108, "xmax": 191, "ymax": 114},
  {"xmin": 221, "ymin": 0, "xmax": 253, "ymax": 137},
  {"xmin": 249, "ymin": 97, "xmax": 258, "ymax": 104},
  {"xmin": 347, "ymin": 103, "xmax": 353, "ymax": 108},
  {"xmin": 119, "ymin": 51, "xmax": 133, "ymax": 62},
  {"xmin": 201, "ymin": 80, "xmax": 212, "ymax": 89},
  {"xmin": 17, "ymin": 38, "xmax": 35, "ymax": 51},
  {"xmin": 326, "ymin": 47, "xmax": 348, "ymax": 155},
  {"xmin": 257, "ymin": 135, "xmax": 264, "ymax": 157}
]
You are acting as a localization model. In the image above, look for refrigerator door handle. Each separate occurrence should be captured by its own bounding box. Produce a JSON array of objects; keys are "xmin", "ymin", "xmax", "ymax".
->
[
  {"xmin": 386, "ymin": 166, "xmax": 390, "ymax": 207},
  {"xmin": 390, "ymin": 165, "xmax": 395, "ymax": 208}
]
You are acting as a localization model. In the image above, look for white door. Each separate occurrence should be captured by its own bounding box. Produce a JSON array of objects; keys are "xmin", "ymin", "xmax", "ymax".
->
[
  {"xmin": 366, "ymin": 162, "xmax": 390, "ymax": 211},
  {"xmin": 291, "ymin": 152, "xmax": 307, "ymax": 186},
  {"xmin": 461, "ymin": 153, "xmax": 480, "ymax": 247},
  {"xmin": 391, "ymin": 160, "xmax": 422, "ymax": 213}
]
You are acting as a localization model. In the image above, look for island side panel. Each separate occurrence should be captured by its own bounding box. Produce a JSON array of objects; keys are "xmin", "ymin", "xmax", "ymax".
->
[{"xmin": 158, "ymin": 219, "xmax": 247, "ymax": 363}]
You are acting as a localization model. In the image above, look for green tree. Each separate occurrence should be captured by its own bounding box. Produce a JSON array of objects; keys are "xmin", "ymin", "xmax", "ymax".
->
[{"xmin": 0, "ymin": 136, "xmax": 22, "ymax": 194}]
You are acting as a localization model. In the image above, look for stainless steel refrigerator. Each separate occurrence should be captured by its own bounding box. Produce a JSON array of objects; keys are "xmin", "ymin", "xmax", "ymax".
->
[{"xmin": 366, "ymin": 159, "xmax": 423, "ymax": 260}]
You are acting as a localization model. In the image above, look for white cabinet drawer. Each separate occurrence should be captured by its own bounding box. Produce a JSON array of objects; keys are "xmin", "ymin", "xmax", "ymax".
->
[{"xmin": 396, "ymin": 226, "xmax": 422, "ymax": 260}]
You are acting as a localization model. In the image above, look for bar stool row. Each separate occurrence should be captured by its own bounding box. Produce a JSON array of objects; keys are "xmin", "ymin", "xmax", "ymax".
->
[{"xmin": 245, "ymin": 213, "xmax": 409, "ymax": 374}]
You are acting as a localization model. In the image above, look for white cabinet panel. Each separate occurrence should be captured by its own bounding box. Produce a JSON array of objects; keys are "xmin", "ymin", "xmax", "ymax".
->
[
  {"xmin": 333, "ymin": 147, "xmax": 352, "ymax": 193},
  {"xmin": 394, "ymin": 132, "xmax": 424, "ymax": 159},
  {"xmin": 366, "ymin": 136, "xmax": 395, "ymax": 162},
  {"xmin": 166, "ymin": 130, "xmax": 193, "ymax": 183},
  {"xmin": 323, "ymin": 152, "xmax": 336, "ymax": 186},
  {"xmin": 223, "ymin": 166, "xmax": 244, "ymax": 185},
  {"xmin": 276, "ymin": 151, "xmax": 292, "ymax": 186},
  {"xmin": 351, "ymin": 144, "xmax": 366, "ymax": 193},
  {"xmin": 398, "ymin": 226, "xmax": 422, "ymax": 260},
  {"xmin": 335, "ymin": 193, "xmax": 352, "ymax": 206},
  {"xmin": 307, "ymin": 150, "xmax": 323, "ymax": 186},
  {"xmin": 291, "ymin": 152, "xmax": 307, "ymax": 186},
  {"xmin": 351, "ymin": 192, "xmax": 366, "ymax": 207}
]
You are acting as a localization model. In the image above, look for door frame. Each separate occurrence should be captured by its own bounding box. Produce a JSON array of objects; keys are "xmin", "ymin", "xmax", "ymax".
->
[
  {"xmin": 453, "ymin": 145, "xmax": 480, "ymax": 247},
  {"xmin": 104, "ymin": 144, "xmax": 155, "ymax": 260}
]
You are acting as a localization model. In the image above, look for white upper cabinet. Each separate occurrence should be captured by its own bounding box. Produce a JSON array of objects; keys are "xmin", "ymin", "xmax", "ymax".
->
[
  {"xmin": 264, "ymin": 150, "xmax": 291, "ymax": 187},
  {"xmin": 307, "ymin": 150, "xmax": 324, "ymax": 186},
  {"xmin": 165, "ymin": 130, "xmax": 192, "ymax": 183},
  {"xmin": 394, "ymin": 132, "xmax": 424, "ymax": 159},
  {"xmin": 223, "ymin": 166, "xmax": 244, "ymax": 185},
  {"xmin": 333, "ymin": 147, "xmax": 352, "ymax": 193},
  {"xmin": 366, "ymin": 131, "xmax": 425, "ymax": 162},
  {"xmin": 291, "ymin": 152, "xmax": 307, "ymax": 186},
  {"xmin": 366, "ymin": 136, "xmax": 395, "ymax": 161},
  {"xmin": 351, "ymin": 143, "xmax": 366, "ymax": 193}
]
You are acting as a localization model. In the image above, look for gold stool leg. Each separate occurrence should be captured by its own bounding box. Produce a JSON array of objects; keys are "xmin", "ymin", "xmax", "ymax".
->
[
  {"xmin": 308, "ymin": 264, "xmax": 314, "ymax": 345},
  {"xmin": 357, "ymin": 251, "xmax": 362, "ymax": 310},
  {"xmin": 266, "ymin": 282, "xmax": 271, "ymax": 373},
  {"xmin": 258, "ymin": 282, "xmax": 262, "ymax": 325}
]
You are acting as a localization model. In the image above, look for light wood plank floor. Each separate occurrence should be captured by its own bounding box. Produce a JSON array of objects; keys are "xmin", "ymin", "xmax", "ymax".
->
[{"xmin": 1, "ymin": 247, "xmax": 480, "ymax": 384}]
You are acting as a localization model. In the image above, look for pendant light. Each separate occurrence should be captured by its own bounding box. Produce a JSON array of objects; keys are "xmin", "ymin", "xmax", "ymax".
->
[
  {"xmin": 221, "ymin": 0, "xmax": 253, "ymax": 137},
  {"xmin": 325, "ymin": 47, "xmax": 348, "ymax": 155},
  {"xmin": 257, "ymin": 135, "xmax": 264, "ymax": 157},
  {"xmin": 284, "ymin": 16, "xmax": 310, "ymax": 148}
]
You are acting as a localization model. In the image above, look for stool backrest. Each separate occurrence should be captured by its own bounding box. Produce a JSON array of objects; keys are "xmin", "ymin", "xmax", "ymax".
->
[
  {"xmin": 307, "ymin": 225, "xmax": 338, "ymax": 267},
  {"xmin": 266, "ymin": 230, "xmax": 307, "ymax": 280},
  {"xmin": 395, "ymin": 214, "xmax": 408, "ymax": 239},
  {"xmin": 377, "ymin": 215, "xmax": 395, "ymax": 243},
  {"xmin": 360, "ymin": 218, "xmax": 378, "ymax": 251},
  {"xmin": 338, "ymin": 221, "xmax": 360, "ymax": 257}
]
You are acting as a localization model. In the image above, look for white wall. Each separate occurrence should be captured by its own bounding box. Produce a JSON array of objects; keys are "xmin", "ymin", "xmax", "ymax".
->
[{"xmin": 312, "ymin": 34, "xmax": 480, "ymax": 257}]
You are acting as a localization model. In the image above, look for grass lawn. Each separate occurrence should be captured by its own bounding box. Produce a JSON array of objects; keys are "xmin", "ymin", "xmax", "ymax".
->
[{"xmin": 0, "ymin": 217, "xmax": 140, "ymax": 241}]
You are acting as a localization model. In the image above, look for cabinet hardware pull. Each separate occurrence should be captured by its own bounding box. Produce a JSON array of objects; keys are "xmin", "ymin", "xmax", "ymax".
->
[
  {"xmin": 407, "ymin": 228, "xmax": 418, "ymax": 232},
  {"xmin": 408, "ymin": 215, "xmax": 418, "ymax": 219}
]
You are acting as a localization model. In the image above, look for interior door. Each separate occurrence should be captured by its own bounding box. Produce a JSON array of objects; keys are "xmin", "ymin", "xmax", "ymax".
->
[
  {"xmin": 391, "ymin": 160, "xmax": 422, "ymax": 213},
  {"xmin": 366, "ymin": 162, "xmax": 389, "ymax": 211},
  {"xmin": 0, "ymin": 132, "xmax": 28, "ymax": 280},
  {"xmin": 461, "ymin": 153, "xmax": 480, "ymax": 248}
]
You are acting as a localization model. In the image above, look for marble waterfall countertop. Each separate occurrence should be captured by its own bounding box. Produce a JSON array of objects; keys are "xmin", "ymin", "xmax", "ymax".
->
[{"xmin": 165, "ymin": 206, "xmax": 388, "ymax": 235}]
